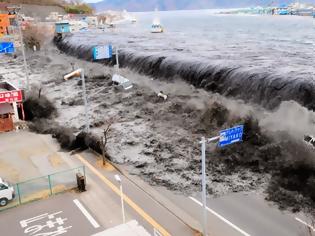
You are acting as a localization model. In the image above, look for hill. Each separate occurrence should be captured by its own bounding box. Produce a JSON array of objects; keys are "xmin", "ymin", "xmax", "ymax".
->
[{"xmin": 91, "ymin": 0, "xmax": 315, "ymax": 12}]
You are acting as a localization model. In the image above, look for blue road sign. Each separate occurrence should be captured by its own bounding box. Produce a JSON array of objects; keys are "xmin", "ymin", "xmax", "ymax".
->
[
  {"xmin": 93, "ymin": 45, "xmax": 113, "ymax": 60},
  {"xmin": 219, "ymin": 125, "xmax": 244, "ymax": 147},
  {"xmin": 0, "ymin": 42, "xmax": 15, "ymax": 54}
]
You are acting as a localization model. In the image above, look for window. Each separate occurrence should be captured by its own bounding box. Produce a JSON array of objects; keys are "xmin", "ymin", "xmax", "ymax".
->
[{"xmin": 0, "ymin": 184, "xmax": 8, "ymax": 190}]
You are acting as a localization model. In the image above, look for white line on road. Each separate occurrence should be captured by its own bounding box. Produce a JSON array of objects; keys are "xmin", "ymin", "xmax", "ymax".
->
[
  {"xmin": 189, "ymin": 197, "xmax": 251, "ymax": 236},
  {"xmin": 73, "ymin": 199, "xmax": 100, "ymax": 229},
  {"xmin": 295, "ymin": 217, "xmax": 315, "ymax": 232}
]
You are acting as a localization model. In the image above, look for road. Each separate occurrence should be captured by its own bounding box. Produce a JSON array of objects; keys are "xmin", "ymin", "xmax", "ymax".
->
[
  {"xmin": 71, "ymin": 150, "xmax": 313, "ymax": 236},
  {"xmin": 0, "ymin": 193, "xmax": 102, "ymax": 236},
  {"xmin": 66, "ymin": 151, "xmax": 196, "ymax": 236},
  {"xmin": 0, "ymin": 131, "xmax": 314, "ymax": 236},
  {"xmin": 0, "ymin": 132, "xmax": 196, "ymax": 235},
  {"xmin": 157, "ymin": 187, "xmax": 312, "ymax": 236}
]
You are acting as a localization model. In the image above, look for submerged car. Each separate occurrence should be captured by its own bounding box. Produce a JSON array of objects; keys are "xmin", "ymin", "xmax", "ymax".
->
[{"xmin": 304, "ymin": 135, "xmax": 315, "ymax": 148}]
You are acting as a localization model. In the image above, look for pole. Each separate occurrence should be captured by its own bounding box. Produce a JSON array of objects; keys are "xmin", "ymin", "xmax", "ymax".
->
[
  {"xmin": 115, "ymin": 47, "xmax": 119, "ymax": 70},
  {"xmin": 119, "ymin": 183, "xmax": 126, "ymax": 224},
  {"xmin": 201, "ymin": 136, "xmax": 207, "ymax": 236},
  {"xmin": 81, "ymin": 69, "xmax": 90, "ymax": 132},
  {"xmin": 48, "ymin": 175, "xmax": 53, "ymax": 196},
  {"xmin": 16, "ymin": 10, "xmax": 30, "ymax": 91}
]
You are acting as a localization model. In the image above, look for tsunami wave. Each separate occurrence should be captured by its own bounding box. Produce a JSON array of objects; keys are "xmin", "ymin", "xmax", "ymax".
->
[{"xmin": 54, "ymin": 34, "xmax": 315, "ymax": 111}]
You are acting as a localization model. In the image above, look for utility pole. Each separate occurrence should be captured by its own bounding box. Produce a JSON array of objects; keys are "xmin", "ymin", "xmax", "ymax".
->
[
  {"xmin": 7, "ymin": 5, "xmax": 29, "ymax": 91},
  {"xmin": 115, "ymin": 47, "xmax": 119, "ymax": 70},
  {"xmin": 80, "ymin": 69, "xmax": 90, "ymax": 133},
  {"xmin": 63, "ymin": 68, "xmax": 90, "ymax": 132}
]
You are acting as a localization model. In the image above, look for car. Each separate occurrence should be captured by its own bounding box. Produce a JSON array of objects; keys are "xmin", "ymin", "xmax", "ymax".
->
[
  {"xmin": 112, "ymin": 74, "xmax": 133, "ymax": 90},
  {"xmin": 0, "ymin": 177, "xmax": 15, "ymax": 206}
]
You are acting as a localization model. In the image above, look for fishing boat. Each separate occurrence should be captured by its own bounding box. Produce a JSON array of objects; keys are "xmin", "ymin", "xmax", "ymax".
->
[{"xmin": 151, "ymin": 8, "xmax": 163, "ymax": 33}]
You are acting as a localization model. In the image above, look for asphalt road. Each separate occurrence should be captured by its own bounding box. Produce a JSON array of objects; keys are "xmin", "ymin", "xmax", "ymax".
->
[
  {"xmin": 72, "ymin": 151, "xmax": 196, "ymax": 236},
  {"xmin": 160, "ymin": 188, "xmax": 311, "ymax": 236},
  {"xmin": 0, "ymin": 193, "xmax": 102, "ymax": 236},
  {"xmin": 1, "ymin": 131, "xmax": 313, "ymax": 236}
]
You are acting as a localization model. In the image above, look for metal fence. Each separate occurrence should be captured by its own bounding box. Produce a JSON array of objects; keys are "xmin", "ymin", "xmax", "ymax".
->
[{"xmin": 1, "ymin": 166, "xmax": 85, "ymax": 211}]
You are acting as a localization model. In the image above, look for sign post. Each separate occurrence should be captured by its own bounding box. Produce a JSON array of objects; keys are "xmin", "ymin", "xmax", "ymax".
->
[{"xmin": 199, "ymin": 125, "xmax": 244, "ymax": 236}]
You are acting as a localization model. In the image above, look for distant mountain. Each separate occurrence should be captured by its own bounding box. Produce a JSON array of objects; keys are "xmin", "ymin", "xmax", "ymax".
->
[{"xmin": 91, "ymin": 0, "xmax": 315, "ymax": 12}]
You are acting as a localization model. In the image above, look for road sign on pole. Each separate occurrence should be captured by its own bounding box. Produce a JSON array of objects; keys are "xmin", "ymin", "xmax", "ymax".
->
[
  {"xmin": 0, "ymin": 42, "xmax": 15, "ymax": 54},
  {"xmin": 199, "ymin": 124, "xmax": 244, "ymax": 235},
  {"xmin": 219, "ymin": 125, "xmax": 244, "ymax": 147},
  {"xmin": 93, "ymin": 45, "xmax": 113, "ymax": 60}
]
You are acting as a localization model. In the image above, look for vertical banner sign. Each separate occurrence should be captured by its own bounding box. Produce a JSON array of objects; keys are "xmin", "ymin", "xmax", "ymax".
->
[
  {"xmin": 93, "ymin": 45, "xmax": 113, "ymax": 60},
  {"xmin": 0, "ymin": 42, "xmax": 15, "ymax": 54}
]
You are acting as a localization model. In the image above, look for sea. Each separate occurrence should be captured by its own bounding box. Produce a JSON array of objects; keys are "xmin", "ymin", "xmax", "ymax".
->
[{"xmin": 61, "ymin": 10, "xmax": 315, "ymax": 109}]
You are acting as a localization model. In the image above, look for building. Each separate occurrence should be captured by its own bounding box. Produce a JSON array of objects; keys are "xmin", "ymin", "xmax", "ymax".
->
[
  {"xmin": 55, "ymin": 21, "xmax": 70, "ymax": 33},
  {"xmin": 0, "ymin": 82, "xmax": 24, "ymax": 133},
  {"xmin": 46, "ymin": 12, "xmax": 64, "ymax": 22},
  {"xmin": 85, "ymin": 16, "xmax": 98, "ymax": 27},
  {"xmin": 0, "ymin": 14, "xmax": 10, "ymax": 36}
]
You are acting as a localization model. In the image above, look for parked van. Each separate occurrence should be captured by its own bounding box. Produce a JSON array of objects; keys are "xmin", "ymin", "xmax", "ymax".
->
[{"xmin": 0, "ymin": 178, "xmax": 15, "ymax": 206}]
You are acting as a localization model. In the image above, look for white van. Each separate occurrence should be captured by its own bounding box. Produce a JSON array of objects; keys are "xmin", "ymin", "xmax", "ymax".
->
[{"xmin": 0, "ymin": 178, "xmax": 15, "ymax": 206}]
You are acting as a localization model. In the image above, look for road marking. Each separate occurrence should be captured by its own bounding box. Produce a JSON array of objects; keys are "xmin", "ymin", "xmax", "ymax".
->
[
  {"xmin": 76, "ymin": 154, "xmax": 171, "ymax": 236},
  {"xmin": 295, "ymin": 217, "xmax": 315, "ymax": 232},
  {"xmin": 73, "ymin": 199, "xmax": 100, "ymax": 229},
  {"xmin": 189, "ymin": 197, "xmax": 251, "ymax": 236}
]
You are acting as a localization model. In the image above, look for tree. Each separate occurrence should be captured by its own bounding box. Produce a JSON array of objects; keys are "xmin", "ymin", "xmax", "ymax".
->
[{"xmin": 100, "ymin": 117, "xmax": 115, "ymax": 166}]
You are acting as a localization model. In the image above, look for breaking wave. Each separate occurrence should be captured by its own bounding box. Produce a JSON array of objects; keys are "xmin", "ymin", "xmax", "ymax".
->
[{"xmin": 55, "ymin": 34, "xmax": 315, "ymax": 111}]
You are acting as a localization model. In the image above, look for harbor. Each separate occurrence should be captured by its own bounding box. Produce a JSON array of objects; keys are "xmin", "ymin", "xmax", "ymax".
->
[{"xmin": 219, "ymin": 2, "xmax": 315, "ymax": 17}]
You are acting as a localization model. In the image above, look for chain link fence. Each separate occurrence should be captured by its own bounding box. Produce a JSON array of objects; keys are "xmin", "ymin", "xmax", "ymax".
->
[{"xmin": 0, "ymin": 166, "xmax": 85, "ymax": 211}]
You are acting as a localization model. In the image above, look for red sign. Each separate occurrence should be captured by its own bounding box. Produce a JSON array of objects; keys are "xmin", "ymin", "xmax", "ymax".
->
[{"xmin": 0, "ymin": 90, "xmax": 23, "ymax": 104}]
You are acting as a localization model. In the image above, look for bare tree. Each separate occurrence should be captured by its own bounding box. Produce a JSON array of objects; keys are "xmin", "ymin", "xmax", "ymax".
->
[{"xmin": 100, "ymin": 117, "xmax": 115, "ymax": 166}]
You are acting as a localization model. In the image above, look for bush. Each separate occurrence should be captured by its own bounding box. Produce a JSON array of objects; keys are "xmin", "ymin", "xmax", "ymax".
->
[
  {"xmin": 23, "ymin": 93, "xmax": 56, "ymax": 121},
  {"xmin": 64, "ymin": 4, "xmax": 94, "ymax": 14}
]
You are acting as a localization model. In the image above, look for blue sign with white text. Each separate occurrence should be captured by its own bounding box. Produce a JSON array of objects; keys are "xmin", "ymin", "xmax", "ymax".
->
[
  {"xmin": 0, "ymin": 42, "xmax": 15, "ymax": 54},
  {"xmin": 219, "ymin": 125, "xmax": 244, "ymax": 147},
  {"xmin": 93, "ymin": 45, "xmax": 113, "ymax": 60}
]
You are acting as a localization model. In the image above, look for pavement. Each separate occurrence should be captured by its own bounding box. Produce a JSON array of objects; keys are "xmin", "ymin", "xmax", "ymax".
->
[
  {"xmin": 0, "ymin": 131, "xmax": 314, "ymax": 236},
  {"xmin": 0, "ymin": 193, "xmax": 102, "ymax": 236},
  {"xmin": 0, "ymin": 131, "xmax": 196, "ymax": 236},
  {"xmin": 67, "ymin": 151, "xmax": 196, "ymax": 236},
  {"xmin": 0, "ymin": 131, "xmax": 71, "ymax": 183}
]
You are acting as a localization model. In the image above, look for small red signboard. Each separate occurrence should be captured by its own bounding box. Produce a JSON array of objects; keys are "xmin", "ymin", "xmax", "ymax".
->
[{"xmin": 0, "ymin": 90, "xmax": 23, "ymax": 104}]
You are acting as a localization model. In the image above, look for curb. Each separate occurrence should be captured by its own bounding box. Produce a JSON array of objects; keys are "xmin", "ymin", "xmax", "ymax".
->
[{"xmin": 88, "ymin": 149, "xmax": 202, "ymax": 235}]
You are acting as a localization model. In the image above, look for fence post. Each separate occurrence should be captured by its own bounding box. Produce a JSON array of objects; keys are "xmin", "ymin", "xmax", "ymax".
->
[
  {"xmin": 16, "ymin": 183, "xmax": 21, "ymax": 205},
  {"xmin": 48, "ymin": 175, "xmax": 53, "ymax": 196}
]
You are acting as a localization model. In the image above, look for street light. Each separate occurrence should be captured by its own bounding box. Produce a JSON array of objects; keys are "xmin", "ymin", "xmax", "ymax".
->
[
  {"xmin": 7, "ymin": 5, "xmax": 29, "ymax": 91},
  {"xmin": 114, "ymin": 174, "xmax": 126, "ymax": 224},
  {"xmin": 64, "ymin": 68, "xmax": 90, "ymax": 132}
]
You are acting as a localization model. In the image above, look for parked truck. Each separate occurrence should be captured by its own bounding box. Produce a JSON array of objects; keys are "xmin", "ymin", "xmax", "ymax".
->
[{"xmin": 0, "ymin": 178, "xmax": 15, "ymax": 206}]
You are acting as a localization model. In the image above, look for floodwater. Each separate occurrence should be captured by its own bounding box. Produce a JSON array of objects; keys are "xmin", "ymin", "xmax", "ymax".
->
[{"xmin": 60, "ymin": 10, "xmax": 315, "ymax": 110}]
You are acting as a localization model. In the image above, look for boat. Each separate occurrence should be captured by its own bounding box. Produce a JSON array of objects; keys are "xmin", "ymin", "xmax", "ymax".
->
[{"xmin": 151, "ymin": 8, "xmax": 163, "ymax": 33}]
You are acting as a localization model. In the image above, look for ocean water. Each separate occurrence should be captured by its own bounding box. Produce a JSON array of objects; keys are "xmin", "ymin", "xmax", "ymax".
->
[{"xmin": 59, "ymin": 10, "xmax": 315, "ymax": 109}]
